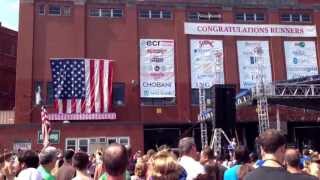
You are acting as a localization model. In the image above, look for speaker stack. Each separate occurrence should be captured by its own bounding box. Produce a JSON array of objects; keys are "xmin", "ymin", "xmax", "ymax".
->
[{"xmin": 210, "ymin": 84, "xmax": 236, "ymax": 130}]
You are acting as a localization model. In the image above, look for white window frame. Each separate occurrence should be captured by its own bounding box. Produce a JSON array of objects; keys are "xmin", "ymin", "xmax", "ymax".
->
[
  {"xmin": 89, "ymin": 8, "xmax": 123, "ymax": 18},
  {"xmin": 281, "ymin": 13, "xmax": 311, "ymax": 23},
  {"xmin": 117, "ymin": 136, "xmax": 130, "ymax": 147},
  {"xmin": 48, "ymin": 4, "xmax": 62, "ymax": 16},
  {"xmin": 78, "ymin": 138, "xmax": 90, "ymax": 153},
  {"xmin": 237, "ymin": 13, "xmax": 264, "ymax": 21},
  {"xmin": 140, "ymin": 9, "xmax": 171, "ymax": 19},
  {"xmin": 63, "ymin": 6, "xmax": 72, "ymax": 16},
  {"xmin": 107, "ymin": 137, "xmax": 117, "ymax": 145},
  {"xmin": 65, "ymin": 138, "xmax": 77, "ymax": 151},
  {"xmin": 98, "ymin": 137, "xmax": 107, "ymax": 143},
  {"xmin": 89, "ymin": 138, "xmax": 97, "ymax": 144}
]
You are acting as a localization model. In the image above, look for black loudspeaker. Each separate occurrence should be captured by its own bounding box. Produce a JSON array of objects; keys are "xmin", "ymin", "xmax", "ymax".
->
[{"xmin": 211, "ymin": 84, "xmax": 236, "ymax": 130}]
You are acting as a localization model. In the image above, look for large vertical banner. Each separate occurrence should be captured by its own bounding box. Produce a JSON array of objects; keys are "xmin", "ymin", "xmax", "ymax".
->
[
  {"xmin": 284, "ymin": 41, "xmax": 318, "ymax": 80},
  {"xmin": 190, "ymin": 39, "xmax": 224, "ymax": 89},
  {"xmin": 140, "ymin": 39, "xmax": 175, "ymax": 98},
  {"xmin": 237, "ymin": 41, "xmax": 272, "ymax": 89}
]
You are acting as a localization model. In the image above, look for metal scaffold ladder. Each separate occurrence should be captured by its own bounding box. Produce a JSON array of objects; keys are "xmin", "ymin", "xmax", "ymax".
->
[
  {"xmin": 212, "ymin": 128, "xmax": 221, "ymax": 155},
  {"xmin": 254, "ymin": 46, "xmax": 270, "ymax": 134},
  {"xmin": 257, "ymin": 96, "xmax": 270, "ymax": 134},
  {"xmin": 199, "ymin": 88, "xmax": 208, "ymax": 149}
]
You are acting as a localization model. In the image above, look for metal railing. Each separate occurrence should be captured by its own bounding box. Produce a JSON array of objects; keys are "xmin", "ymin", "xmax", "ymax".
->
[{"xmin": 0, "ymin": 111, "xmax": 14, "ymax": 124}]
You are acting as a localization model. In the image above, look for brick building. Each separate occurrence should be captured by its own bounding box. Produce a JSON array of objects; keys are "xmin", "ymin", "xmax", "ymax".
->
[
  {"xmin": 0, "ymin": 22, "xmax": 16, "ymax": 110},
  {"xmin": 1, "ymin": 0, "xmax": 320, "ymax": 152}
]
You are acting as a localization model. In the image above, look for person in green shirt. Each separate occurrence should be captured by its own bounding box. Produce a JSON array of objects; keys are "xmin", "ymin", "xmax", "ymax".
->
[
  {"xmin": 99, "ymin": 170, "xmax": 131, "ymax": 180},
  {"xmin": 37, "ymin": 146, "xmax": 58, "ymax": 180},
  {"xmin": 98, "ymin": 143, "xmax": 129, "ymax": 180}
]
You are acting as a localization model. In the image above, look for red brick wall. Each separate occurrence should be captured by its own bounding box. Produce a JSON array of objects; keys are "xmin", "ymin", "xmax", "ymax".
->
[
  {"xmin": 0, "ymin": 123, "xmax": 143, "ymax": 153},
  {"xmin": 0, "ymin": 25, "xmax": 16, "ymax": 110}
]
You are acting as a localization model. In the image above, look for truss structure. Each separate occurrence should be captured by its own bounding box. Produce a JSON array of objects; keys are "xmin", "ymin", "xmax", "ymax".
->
[
  {"xmin": 210, "ymin": 128, "xmax": 232, "ymax": 155},
  {"xmin": 237, "ymin": 84, "xmax": 320, "ymax": 106}
]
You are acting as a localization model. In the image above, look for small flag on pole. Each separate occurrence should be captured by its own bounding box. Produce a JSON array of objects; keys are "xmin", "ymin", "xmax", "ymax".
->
[{"xmin": 41, "ymin": 106, "xmax": 51, "ymax": 147}]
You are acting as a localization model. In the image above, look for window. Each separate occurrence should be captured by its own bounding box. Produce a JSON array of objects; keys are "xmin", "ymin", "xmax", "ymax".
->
[
  {"xmin": 235, "ymin": 12, "xmax": 265, "ymax": 22},
  {"xmin": 141, "ymin": 98, "xmax": 175, "ymax": 106},
  {"xmin": 139, "ymin": 9, "xmax": 172, "ymax": 19},
  {"xmin": 188, "ymin": 12, "xmax": 221, "ymax": 22},
  {"xmin": 34, "ymin": 81, "xmax": 42, "ymax": 106},
  {"xmin": 256, "ymin": 13, "xmax": 265, "ymax": 21},
  {"xmin": 162, "ymin": 11, "xmax": 171, "ymax": 19},
  {"xmin": 89, "ymin": 8, "xmax": 100, "ymax": 16},
  {"xmin": 113, "ymin": 9, "xmax": 123, "ymax": 17},
  {"xmin": 98, "ymin": 137, "xmax": 107, "ymax": 143},
  {"xmin": 302, "ymin": 14, "xmax": 311, "ymax": 22},
  {"xmin": 112, "ymin": 83, "xmax": 125, "ymax": 106},
  {"xmin": 89, "ymin": 138, "xmax": 97, "ymax": 144},
  {"xmin": 140, "ymin": 9, "xmax": 149, "ymax": 18},
  {"xmin": 151, "ymin": 10, "xmax": 161, "ymax": 18},
  {"xmin": 78, "ymin": 139, "xmax": 89, "ymax": 153},
  {"xmin": 63, "ymin": 6, "xmax": 71, "ymax": 16},
  {"xmin": 48, "ymin": 4, "xmax": 61, "ymax": 16},
  {"xmin": 191, "ymin": 89, "xmax": 213, "ymax": 105},
  {"xmin": 118, "ymin": 137, "xmax": 130, "ymax": 147},
  {"xmin": 38, "ymin": 4, "xmax": 45, "ymax": 15},
  {"xmin": 66, "ymin": 139, "xmax": 77, "ymax": 151},
  {"xmin": 101, "ymin": 9, "xmax": 111, "ymax": 17},
  {"xmin": 245, "ymin": 13, "xmax": 255, "ymax": 21},
  {"xmin": 89, "ymin": 8, "xmax": 123, "ymax": 18},
  {"xmin": 47, "ymin": 82, "xmax": 54, "ymax": 105},
  {"xmin": 107, "ymin": 137, "xmax": 117, "ymax": 145},
  {"xmin": 280, "ymin": 13, "xmax": 311, "ymax": 23}
]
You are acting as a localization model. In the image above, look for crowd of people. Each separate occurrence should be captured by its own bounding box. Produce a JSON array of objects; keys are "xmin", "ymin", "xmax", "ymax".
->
[{"xmin": 0, "ymin": 129, "xmax": 320, "ymax": 180}]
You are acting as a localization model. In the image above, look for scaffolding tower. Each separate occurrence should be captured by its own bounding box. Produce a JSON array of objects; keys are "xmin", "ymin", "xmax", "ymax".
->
[
  {"xmin": 198, "ymin": 88, "xmax": 208, "ymax": 149},
  {"xmin": 254, "ymin": 47, "xmax": 270, "ymax": 134}
]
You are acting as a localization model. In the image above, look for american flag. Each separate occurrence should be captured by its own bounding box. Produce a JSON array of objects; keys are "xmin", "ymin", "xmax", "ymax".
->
[
  {"xmin": 50, "ymin": 59, "xmax": 113, "ymax": 114},
  {"xmin": 41, "ymin": 106, "xmax": 51, "ymax": 146}
]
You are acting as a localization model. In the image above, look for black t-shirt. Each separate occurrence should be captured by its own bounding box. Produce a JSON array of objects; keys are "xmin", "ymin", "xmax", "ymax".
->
[
  {"xmin": 289, "ymin": 173, "xmax": 318, "ymax": 180},
  {"xmin": 244, "ymin": 166, "xmax": 291, "ymax": 180}
]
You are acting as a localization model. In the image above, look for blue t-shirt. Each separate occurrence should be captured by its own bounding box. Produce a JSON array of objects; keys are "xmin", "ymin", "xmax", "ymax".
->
[{"xmin": 224, "ymin": 164, "xmax": 241, "ymax": 180}]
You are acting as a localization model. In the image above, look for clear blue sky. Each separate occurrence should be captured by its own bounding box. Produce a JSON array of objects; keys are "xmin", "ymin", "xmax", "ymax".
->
[{"xmin": 0, "ymin": 0, "xmax": 19, "ymax": 31}]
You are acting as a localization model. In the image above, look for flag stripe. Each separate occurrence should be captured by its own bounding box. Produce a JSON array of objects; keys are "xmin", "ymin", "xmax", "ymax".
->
[
  {"xmin": 103, "ymin": 61, "xmax": 110, "ymax": 112},
  {"xmin": 76, "ymin": 99, "xmax": 81, "ymax": 113},
  {"xmin": 85, "ymin": 60, "xmax": 91, "ymax": 113},
  {"xmin": 100, "ymin": 60, "xmax": 105, "ymax": 113},
  {"xmin": 81, "ymin": 99, "xmax": 85, "ymax": 113},
  {"xmin": 108, "ymin": 61, "xmax": 113, "ymax": 112},
  {"xmin": 71, "ymin": 98, "xmax": 76, "ymax": 113},
  {"xmin": 66, "ymin": 100, "xmax": 72, "ymax": 113},
  {"xmin": 94, "ymin": 60, "xmax": 101, "ymax": 113},
  {"xmin": 90, "ymin": 60, "xmax": 95, "ymax": 113}
]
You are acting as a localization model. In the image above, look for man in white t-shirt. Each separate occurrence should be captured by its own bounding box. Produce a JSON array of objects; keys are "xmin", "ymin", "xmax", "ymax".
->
[
  {"xmin": 17, "ymin": 150, "xmax": 42, "ymax": 180},
  {"xmin": 178, "ymin": 137, "xmax": 204, "ymax": 180}
]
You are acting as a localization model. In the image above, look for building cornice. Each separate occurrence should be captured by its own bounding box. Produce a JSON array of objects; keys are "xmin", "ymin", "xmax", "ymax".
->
[{"xmin": 82, "ymin": 0, "xmax": 320, "ymax": 10}]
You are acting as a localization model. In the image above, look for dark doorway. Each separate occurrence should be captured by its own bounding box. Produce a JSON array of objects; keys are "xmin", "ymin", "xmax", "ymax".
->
[
  {"xmin": 293, "ymin": 126, "xmax": 320, "ymax": 151},
  {"xmin": 144, "ymin": 127, "xmax": 181, "ymax": 151}
]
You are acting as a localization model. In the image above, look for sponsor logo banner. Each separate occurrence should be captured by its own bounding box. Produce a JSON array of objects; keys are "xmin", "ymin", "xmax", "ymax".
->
[
  {"xmin": 185, "ymin": 22, "xmax": 317, "ymax": 37},
  {"xmin": 284, "ymin": 41, "xmax": 318, "ymax": 80},
  {"xmin": 140, "ymin": 39, "xmax": 175, "ymax": 97},
  {"xmin": 190, "ymin": 39, "xmax": 224, "ymax": 89},
  {"xmin": 237, "ymin": 41, "xmax": 272, "ymax": 89}
]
